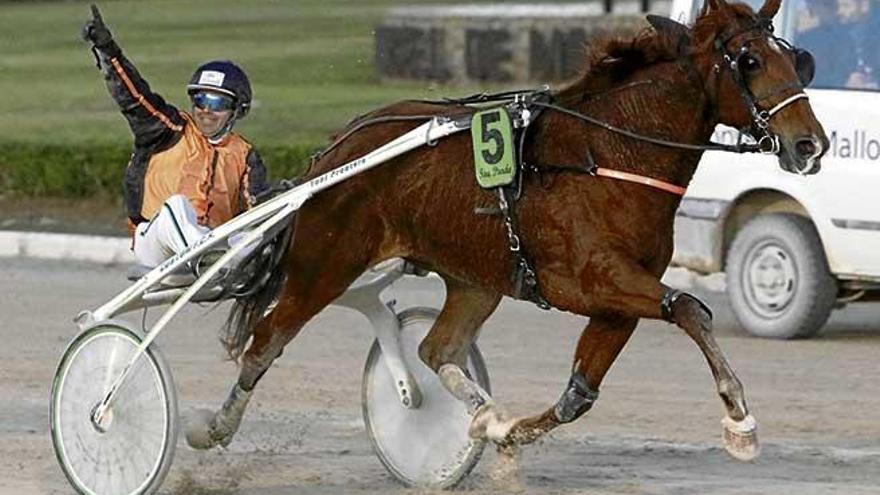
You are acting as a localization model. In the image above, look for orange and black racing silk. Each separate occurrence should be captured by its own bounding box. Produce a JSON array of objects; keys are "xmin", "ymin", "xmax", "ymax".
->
[{"xmin": 92, "ymin": 42, "xmax": 268, "ymax": 234}]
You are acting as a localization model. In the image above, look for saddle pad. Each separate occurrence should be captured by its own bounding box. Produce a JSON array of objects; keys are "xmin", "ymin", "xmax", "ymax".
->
[{"xmin": 471, "ymin": 107, "xmax": 516, "ymax": 188}]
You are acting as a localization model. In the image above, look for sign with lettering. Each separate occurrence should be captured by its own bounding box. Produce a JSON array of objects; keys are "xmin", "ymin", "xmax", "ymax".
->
[{"xmin": 471, "ymin": 107, "xmax": 516, "ymax": 188}]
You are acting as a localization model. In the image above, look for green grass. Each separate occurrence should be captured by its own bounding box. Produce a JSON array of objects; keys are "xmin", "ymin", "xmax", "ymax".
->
[
  {"xmin": 0, "ymin": 0, "xmax": 458, "ymax": 147},
  {"xmin": 0, "ymin": 0, "xmax": 576, "ymax": 196}
]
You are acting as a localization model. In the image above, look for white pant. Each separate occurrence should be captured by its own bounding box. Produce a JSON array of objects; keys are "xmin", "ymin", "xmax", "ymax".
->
[{"xmin": 133, "ymin": 195, "xmax": 209, "ymax": 267}]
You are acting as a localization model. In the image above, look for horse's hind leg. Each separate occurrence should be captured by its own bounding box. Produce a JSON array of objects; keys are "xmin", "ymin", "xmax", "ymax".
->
[
  {"xmin": 185, "ymin": 305, "xmax": 304, "ymax": 449},
  {"xmin": 186, "ymin": 217, "xmax": 377, "ymax": 449}
]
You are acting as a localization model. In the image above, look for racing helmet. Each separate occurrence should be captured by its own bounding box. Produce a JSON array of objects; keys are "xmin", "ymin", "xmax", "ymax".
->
[{"xmin": 187, "ymin": 60, "xmax": 252, "ymax": 119}]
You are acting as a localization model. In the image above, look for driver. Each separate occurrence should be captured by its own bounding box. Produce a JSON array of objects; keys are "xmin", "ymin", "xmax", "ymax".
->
[
  {"xmin": 797, "ymin": 0, "xmax": 879, "ymax": 88},
  {"xmin": 82, "ymin": 5, "xmax": 268, "ymax": 268},
  {"xmin": 836, "ymin": 0, "xmax": 880, "ymax": 88}
]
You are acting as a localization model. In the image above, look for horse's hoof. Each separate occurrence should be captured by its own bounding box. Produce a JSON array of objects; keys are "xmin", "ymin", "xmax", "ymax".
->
[
  {"xmin": 469, "ymin": 404, "xmax": 516, "ymax": 444},
  {"xmin": 721, "ymin": 414, "xmax": 760, "ymax": 461},
  {"xmin": 185, "ymin": 409, "xmax": 220, "ymax": 450}
]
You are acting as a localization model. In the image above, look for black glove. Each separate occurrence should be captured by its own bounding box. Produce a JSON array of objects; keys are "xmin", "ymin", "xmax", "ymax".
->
[{"xmin": 82, "ymin": 4, "xmax": 113, "ymax": 49}]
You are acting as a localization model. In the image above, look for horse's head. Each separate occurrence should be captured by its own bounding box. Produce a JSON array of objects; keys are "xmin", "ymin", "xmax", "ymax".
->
[{"xmin": 690, "ymin": 0, "xmax": 827, "ymax": 174}]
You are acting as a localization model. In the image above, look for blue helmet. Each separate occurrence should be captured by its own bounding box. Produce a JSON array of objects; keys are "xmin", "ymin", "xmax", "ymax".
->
[{"xmin": 187, "ymin": 60, "xmax": 252, "ymax": 118}]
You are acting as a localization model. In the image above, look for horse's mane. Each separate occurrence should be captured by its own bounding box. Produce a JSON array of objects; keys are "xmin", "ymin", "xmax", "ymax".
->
[
  {"xmin": 556, "ymin": 2, "xmax": 759, "ymax": 103},
  {"xmin": 555, "ymin": 28, "xmax": 680, "ymax": 103}
]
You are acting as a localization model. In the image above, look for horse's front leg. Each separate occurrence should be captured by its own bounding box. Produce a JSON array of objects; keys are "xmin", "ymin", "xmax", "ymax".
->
[
  {"xmin": 423, "ymin": 278, "xmax": 634, "ymax": 448},
  {"xmin": 417, "ymin": 277, "xmax": 514, "ymax": 439},
  {"xmin": 505, "ymin": 251, "xmax": 758, "ymax": 460},
  {"xmin": 499, "ymin": 314, "xmax": 637, "ymax": 445},
  {"xmin": 666, "ymin": 287, "xmax": 757, "ymax": 460}
]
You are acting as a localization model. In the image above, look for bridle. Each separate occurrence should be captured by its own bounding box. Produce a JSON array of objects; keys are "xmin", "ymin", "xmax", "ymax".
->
[{"xmin": 712, "ymin": 17, "xmax": 816, "ymax": 156}]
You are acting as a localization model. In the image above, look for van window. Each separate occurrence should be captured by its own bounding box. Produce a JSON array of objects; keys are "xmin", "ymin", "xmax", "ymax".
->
[{"xmin": 792, "ymin": 0, "xmax": 880, "ymax": 90}]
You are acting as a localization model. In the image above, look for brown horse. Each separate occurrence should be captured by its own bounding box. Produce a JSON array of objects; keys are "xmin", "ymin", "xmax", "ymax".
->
[{"xmin": 187, "ymin": 0, "xmax": 826, "ymax": 470}]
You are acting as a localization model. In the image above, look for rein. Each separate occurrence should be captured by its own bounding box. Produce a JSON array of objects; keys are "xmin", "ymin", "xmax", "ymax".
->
[
  {"xmin": 297, "ymin": 91, "xmax": 760, "ymax": 201},
  {"xmin": 529, "ymin": 100, "xmax": 769, "ymax": 154},
  {"xmin": 309, "ymin": 90, "xmax": 544, "ymax": 165}
]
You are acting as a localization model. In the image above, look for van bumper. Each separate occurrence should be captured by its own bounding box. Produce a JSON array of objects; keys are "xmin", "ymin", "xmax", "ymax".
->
[{"xmin": 672, "ymin": 198, "xmax": 728, "ymax": 274}]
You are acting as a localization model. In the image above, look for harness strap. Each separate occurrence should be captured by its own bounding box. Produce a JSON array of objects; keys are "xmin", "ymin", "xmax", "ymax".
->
[
  {"xmin": 752, "ymin": 80, "xmax": 803, "ymax": 102},
  {"xmin": 766, "ymin": 93, "xmax": 808, "ymax": 118},
  {"xmin": 594, "ymin": 168, "xmax": 687, "ymax": 196},
  {"xmin": 497, "ymin": 187, "xmax": 551, "ymax": 310},
  {"xmin": 498, "ymin": 93, "xmax": 552, "ymax": 310}
]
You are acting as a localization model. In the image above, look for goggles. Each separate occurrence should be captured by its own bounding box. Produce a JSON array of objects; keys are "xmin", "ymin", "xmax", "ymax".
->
[{"xmin": 191, "ymin": 91, "xmax": 236, "ymax": 112}]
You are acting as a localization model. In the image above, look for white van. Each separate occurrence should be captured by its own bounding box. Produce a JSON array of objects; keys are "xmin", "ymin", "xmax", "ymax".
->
[{"xmin": 669, "ymin": 0, "xmax": 880, "ymax": 338}]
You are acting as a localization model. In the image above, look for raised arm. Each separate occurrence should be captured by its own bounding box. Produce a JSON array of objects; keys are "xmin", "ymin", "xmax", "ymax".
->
[{"xmin": 82, "ymin": 4, "xmax": 184, "ymax": 150}]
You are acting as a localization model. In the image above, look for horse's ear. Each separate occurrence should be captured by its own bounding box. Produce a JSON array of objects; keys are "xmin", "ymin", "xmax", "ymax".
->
[
  {"xmin": 700, "ymin": 0, "xmax": 729, "ymax": 16},
  {"xmin": 646, "ymin": 15, "xmax": 692, "ymax": 51},
  {"xmin": 757, "ymin": 0, "xmax": 782, "ymax": 19}
]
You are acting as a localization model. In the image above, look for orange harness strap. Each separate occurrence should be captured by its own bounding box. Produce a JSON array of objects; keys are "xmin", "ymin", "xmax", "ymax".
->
[{"xmin": 594, "ymin": 167, "xmax": 687, "ymax": 196}]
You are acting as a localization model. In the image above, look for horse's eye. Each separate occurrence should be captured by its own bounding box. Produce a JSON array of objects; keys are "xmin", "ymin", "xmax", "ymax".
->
[{"xmin": 742, "ymin": 55, "xmax": 761, "ymax": 72}]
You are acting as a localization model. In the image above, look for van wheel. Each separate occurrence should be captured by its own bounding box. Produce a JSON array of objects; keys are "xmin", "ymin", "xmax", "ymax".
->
[{"xmin": 725, "ymin": 213, "xmax": 837, "ymax": 339}]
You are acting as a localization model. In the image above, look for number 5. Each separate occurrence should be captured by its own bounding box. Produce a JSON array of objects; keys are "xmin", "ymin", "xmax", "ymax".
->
[{"xmin": 480, "ymin": 112, "xmax": 504, "ymax": 165}]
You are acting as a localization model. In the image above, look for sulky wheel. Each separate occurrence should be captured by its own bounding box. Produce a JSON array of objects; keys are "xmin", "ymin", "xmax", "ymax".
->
[
  {"xmin": 362, "ymin": 307, "xmax": 491, "ymax": 488},
  {"xmin": 50, "ymin": 321, "xmax": 178, "ymax": 495}
]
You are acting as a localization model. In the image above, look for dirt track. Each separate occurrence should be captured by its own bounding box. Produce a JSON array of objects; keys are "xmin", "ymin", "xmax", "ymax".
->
[{"xmin": 2, "ymin": 257, "xmax": 879, "ymax": 494}]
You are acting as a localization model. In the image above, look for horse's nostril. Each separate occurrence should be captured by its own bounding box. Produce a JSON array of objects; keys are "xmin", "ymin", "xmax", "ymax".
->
[{"xmin": 795, "ymin": 138, "xmax": 817, "ymax": 158}]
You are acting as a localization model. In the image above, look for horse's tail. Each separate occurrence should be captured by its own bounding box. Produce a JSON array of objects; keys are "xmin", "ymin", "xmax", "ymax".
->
[{"xmin": 221, "ymin": 219, "xmax": 295, "ymax": 361}]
